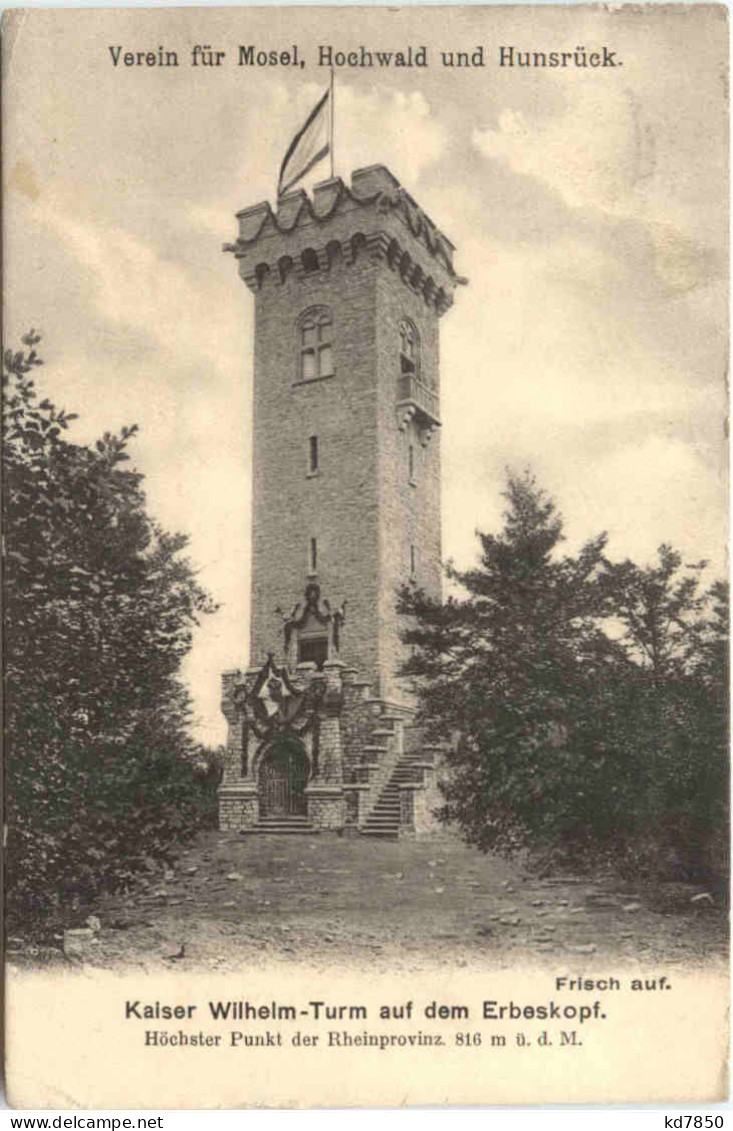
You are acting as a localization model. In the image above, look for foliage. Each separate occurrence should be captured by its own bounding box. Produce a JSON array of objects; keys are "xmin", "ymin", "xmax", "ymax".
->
[
  {"xmin": 3, "ymin": 334, "xmax": 219, "ymax": 922},
  {"xmin": 399, "ymin": 471, "xmax": 728, "ymax": 883},
  {"xmin": 600, "ymin": 550, "xmax": 728, "ymax": 881}
]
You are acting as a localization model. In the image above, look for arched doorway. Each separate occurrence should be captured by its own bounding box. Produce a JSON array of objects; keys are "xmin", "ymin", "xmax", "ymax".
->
[{"xmin": 258, "ymin": 731, "xmax": 309, "ymax": 817}]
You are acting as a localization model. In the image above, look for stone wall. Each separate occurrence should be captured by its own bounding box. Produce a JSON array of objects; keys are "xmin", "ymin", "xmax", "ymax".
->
[
  {"xmin": 249, "ymin": 253, "xmax": 382, "ymax": 688},
  {"xmin": 375, "ymin": 266, "xmax": 444, "ymax": 706},
  {"xmin": 306, "ymin": 787, "xmax": 344, "ymax": 830},
  {"xmin": 219, "ymin": 787, "xmax": 258, "ymax": 831},
  {"xmin": 232, "ymin": 166, "xmax": 460, "ymax": 700}
]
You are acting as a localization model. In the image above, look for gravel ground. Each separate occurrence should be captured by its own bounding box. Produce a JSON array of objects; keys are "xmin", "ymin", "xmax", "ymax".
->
[{"xmin": 8, "ymin": 830, "xmax": 727, "ymax": 973}]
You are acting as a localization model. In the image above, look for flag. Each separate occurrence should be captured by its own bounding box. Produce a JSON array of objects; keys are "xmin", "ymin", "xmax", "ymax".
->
[{"xmin": 278, "ymin": 86, "xmax": 331, "ymax": 198}]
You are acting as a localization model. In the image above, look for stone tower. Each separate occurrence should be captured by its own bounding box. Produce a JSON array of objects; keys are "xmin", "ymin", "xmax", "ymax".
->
[{"xmin": 219, "ymin": 165, "xmax": 464, "ymax": 836}]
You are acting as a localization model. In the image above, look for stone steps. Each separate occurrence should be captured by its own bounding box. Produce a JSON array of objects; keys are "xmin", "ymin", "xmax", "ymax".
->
[
  {"xmin": 360, "ymin": 759, "xmax": 412, "ymax": 840},
  {"xmin": 359, "ymin": 731, "xmax": 439, "ymax": 838},
  {"xmin": 241, "ymin": 815, "xmax": 319, "ymax": 836},
  {"xmin": 356, "ymin": 705, "xmax": 425, "ymax": 838}
]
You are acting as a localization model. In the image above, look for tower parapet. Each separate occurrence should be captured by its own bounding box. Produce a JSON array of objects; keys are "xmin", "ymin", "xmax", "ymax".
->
[{"xmin": 224, "ymin": 165, "xmax": 465, "ymax": 316}]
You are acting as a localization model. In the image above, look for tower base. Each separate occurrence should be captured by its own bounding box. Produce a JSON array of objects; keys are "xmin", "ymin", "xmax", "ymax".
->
[{"xmin": 218, "ymin": 658, "xmax": 446, "ymax": 838}]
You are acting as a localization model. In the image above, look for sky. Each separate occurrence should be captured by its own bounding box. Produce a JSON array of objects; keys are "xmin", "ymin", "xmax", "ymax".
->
[{"xmin": 4, "ymin": 4, "xmax": 728, "ymax": 744}]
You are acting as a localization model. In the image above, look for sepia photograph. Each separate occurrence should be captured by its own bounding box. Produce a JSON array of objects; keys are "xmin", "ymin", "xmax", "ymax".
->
[{"xmin": 2, "ymin": 2, "xmax": 728, "ymax": 1109}]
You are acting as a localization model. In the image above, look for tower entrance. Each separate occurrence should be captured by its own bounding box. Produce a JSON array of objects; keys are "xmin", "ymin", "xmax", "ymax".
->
[{"xmin": 258, "ymin": 732, "xmax": 309, "ymax": 817}]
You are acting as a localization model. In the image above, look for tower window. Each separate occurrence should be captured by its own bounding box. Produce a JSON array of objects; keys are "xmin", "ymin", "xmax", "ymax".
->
[
  {"xmin": 326, "ymin": 240, "xmax": 342, "ymax": 268},
  {"xmin": 408, "ymin": 443, "xmax": 415, "ymax": 485},
  {"xmin": 298, "ymin": 635, "xmax": 329, "ymax": 669},
  {"xmin": 309, "ymin": 537, "xmax": 318, "ymax": 574},
  {"xmin": 399, "ymin": 319, "xmax": 419, "ymax": 377},
  {"xmin": 351, "ymin": 232, "xmax": 367, "ymax": 262},
  {"xmin": 410, "ymin": 544, "xmax": 416, "ymax": 577},
  {"xmin": 308, "ymin": 435, "xmax": 319, "ymax": 475},
  {"xmin": 278, "ymin": 255, "xmax": 294, "ymax": 283},
  {"xmin": 299, "ymin": 308, "xmax": 334, "ymax": 382}
]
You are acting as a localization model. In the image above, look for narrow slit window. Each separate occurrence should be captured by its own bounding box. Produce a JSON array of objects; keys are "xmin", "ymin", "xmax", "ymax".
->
[
  {"xmin": 310, "ymin": 537, "xmax": 318, "ymax": 573},
  {"xmin": 408, "ymin": 444, "xmax": 415, "ymax": 483},
  {"xmin": 410, "ymin": 544, "xmax": 416, "ymax": 577},
  {"xmin": 309, "ymin": 436, "xmax": 319, "ymax": 474}
]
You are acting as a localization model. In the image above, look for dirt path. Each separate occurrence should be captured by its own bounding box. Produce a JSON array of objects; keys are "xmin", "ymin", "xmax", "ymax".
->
[{"xmin": 10, "ymin": 831, "xmax": 727, "ymax": 972}]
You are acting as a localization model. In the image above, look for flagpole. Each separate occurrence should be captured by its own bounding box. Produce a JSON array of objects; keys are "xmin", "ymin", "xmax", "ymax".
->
[{"xmin": 330, "ymin": 66, "xmax": 334, "ymax": 178}]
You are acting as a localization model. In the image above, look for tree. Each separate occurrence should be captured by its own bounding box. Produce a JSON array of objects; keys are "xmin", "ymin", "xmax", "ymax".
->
[
  {"xmin": 399, "ymin": 471, "xmax": 728, "ymax": 882},
  {"xmin": 3, "ymin": 334, "xmax": 218, "ymax": 919},
  {"xmin": 600, "ymin": 550, "xmax": 729, "ymax": 880},
  {"xmin": 602, "ymin": 545, "xmax": 709, "ymax": 682},
  {"xmin": 399, "ymin": 471, "xmax": 620, "ymax": 856}
]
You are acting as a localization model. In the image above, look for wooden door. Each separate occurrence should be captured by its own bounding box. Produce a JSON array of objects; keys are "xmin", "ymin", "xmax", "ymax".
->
[{"xmin": 259, "ymin": 738, "xmax": 308, "ymax": 816}]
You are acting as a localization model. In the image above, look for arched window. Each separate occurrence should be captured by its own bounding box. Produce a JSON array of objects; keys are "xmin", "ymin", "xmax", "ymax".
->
[
  {"xmin": 301, "ymin": 248, "xmax": 319, "ymax": 274},
  {"xmin": 299, "ymin": 307, "xmax": 334, "ymax": 381},
  {"xmin": 351, "ymin": 233, "xmax": 367, "ymax": 263},
  {"xmin": 278, "ymin": 255, "xmax": 294, "ymax": 283},
  {"xmin": 399, "ymin": 319, "xmax": 419, "ymax": 377},
  {"xmin": 326, "ymin": 240, "xmax": 342, "ymax": 268}
]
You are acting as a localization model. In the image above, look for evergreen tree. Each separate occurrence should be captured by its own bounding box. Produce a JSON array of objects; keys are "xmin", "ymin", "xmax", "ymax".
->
[
  {"xmin": 400, "ymin": 471, "xmax": 619, "ymax": 855},
  {"xmin": 601, "ymin": 551, "xmax": 729, "ymax": 879},
  {"xmin": 399, "ymin": 471, "xmax": 727, "ymax": 880}
]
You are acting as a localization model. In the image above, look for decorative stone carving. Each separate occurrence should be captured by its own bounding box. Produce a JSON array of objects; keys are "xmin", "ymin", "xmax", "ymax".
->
[
  {"xmin": 226, "ymin": 654, "xmax": 325, "ymax": 750},
  {"xmin": 277, "ymin": 581, "xmax": 346, "ymax": 665}
]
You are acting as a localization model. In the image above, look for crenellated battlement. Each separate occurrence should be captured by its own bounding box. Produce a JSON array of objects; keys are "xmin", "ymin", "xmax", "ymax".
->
[{"xmin": 223, "ymin": 165, "xmax": 466, "ymax": 315}]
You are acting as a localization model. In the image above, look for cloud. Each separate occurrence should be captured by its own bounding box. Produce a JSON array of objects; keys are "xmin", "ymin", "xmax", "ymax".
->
[
  {"xmin": 471, "ymin": 84, "xmax": 725, "ymax": 298},
  {"xmin": 472, "ymin": 88, "xmax": 655, "ymax": 221},
  {"xmin": 443, "ymin": 234, "xmax": 717, "ymax": 449},
  {"xmin": 334, "ymin": 86, "xmax": 445, "ymax": 186},
  {"xmin": 566, "ymin": 433, "xmax": 727, "ymax": 572},
  {"xmin": 33, "ymin": 198, "xmax": 234, "ymax": 381},
  {"xmin": 261, "ymin": 81, "xmax": 447, "ymax": 194}
]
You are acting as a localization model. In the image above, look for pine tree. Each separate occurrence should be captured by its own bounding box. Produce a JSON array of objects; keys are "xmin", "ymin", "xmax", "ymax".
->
[
  {"xmin": 399, "ymin": 472, "xmax": 727, "ymax": 882},
  {"xmin": 400, "ymin": 471, "xmax": 619, "ymax": 855}
]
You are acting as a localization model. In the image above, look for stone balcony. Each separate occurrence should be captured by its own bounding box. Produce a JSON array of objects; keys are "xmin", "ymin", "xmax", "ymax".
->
[{"xmin": 397, "ymin": 373, "xmax": 441, "ymax": 429}]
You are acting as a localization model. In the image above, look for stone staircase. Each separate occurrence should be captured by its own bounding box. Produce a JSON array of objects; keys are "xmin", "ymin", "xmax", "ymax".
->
[
  {"xmin": 360, "ymin": 747, "xmax": 426, "ymax": 839},
  {"xmin": 342, "ymin": 701, "xmax": 410, "ymax": 826}
]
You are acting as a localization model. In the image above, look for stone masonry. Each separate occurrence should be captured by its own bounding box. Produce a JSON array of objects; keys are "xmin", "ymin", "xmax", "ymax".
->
[{"xmin": 219, "ymin": 165, "xmax": 464, "ymax": 835}]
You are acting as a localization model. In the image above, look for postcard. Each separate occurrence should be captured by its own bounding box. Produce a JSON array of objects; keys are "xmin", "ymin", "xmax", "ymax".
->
[{"xmin": 3, "ymin": 3, "xmax": 728, "ymax": 1109}]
